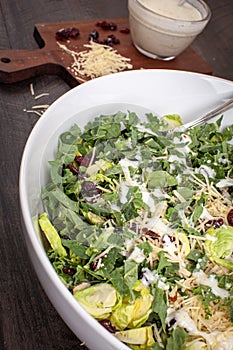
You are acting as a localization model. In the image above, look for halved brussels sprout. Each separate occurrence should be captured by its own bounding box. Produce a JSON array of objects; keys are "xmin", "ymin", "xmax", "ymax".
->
[
  {"xmin": 74, "ymin": 283, "xmax": 120, "ymax": 319},
  {"xmin": 205, "ymin": 226, "xmax": 233, "ymax": 270},
  {"xmin": 110, "ymin": 281, "xmax": 152, "ymax": 330},
  {"xmin": 115, "ymin": 326, "xmax": 154, "ymax": 349}
]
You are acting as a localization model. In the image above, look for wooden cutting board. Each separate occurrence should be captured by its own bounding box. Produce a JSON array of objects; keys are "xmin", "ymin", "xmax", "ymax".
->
[{"xmin": 0, "ymin": 18, "xmax": 212, "ymax": 87}]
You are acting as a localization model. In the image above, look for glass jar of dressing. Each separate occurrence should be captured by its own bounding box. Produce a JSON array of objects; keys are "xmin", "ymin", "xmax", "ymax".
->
[{"xmin": 128, "ymin": 0, "xmax": 211, "ymax": 60}]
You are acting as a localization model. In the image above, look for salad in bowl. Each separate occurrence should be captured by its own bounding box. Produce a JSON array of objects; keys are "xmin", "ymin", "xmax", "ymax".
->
[
  {"xmin": 39, "ymin": 110, "xmax": 233, "ymax": 350},
  {"xmin": 19, "ymin": 69, "xmax": 233, "ymax": 350}
]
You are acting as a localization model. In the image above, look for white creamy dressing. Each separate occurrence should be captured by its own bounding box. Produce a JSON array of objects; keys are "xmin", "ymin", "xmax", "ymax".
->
[
  {"xmin": 158, "ymin": 279, "xmax": 170, "ymax": 291},
  {"xmin": 144, "ymin": 217, "xmax": 172, "ymax": 235},
  {"xmin": 166, "ymin": 308, "xmax": 198, "ymax": 333},
  {"xmin": 119, "ymin": 168, "xmax": 157, "ymax": 213},
  {"xmin": 139, "ymin": 0, "xmax": 202, "ymax": 21},
  {"xmin": 218, "ymin": 157, "xmax": 228, "ymax": 165},
  {"xmin": 199, "ymin": 207, "xmax": 214, "ymax": 221},
  {"xmin": 135, "ymin": 124, "xmax": 158, "ymax": 136},
  {"xmin": 168, "ymin": 154, "xmax": 186, "ymax": 164},
  {"xmin": 118, "ymin": 137, "xmax": 133, "ymax": 149},
  {"xmin": 140, "ymin": 185, "xmax": 156, "ymax": 213},
  {"xmin": 162, "ymin": 233, "xmax": 177, "ymax": 256},
  {"xmin": 198, "ymin": 165, "xmax": 216, "ymax": 179},
  {"xmin": 135, "ymin": 147, "xmax": 142, "ymax": 161},
  {"xmin": 124, "ymin": 238, "xmax": 135, "ymax": 253},
  {"xmin": 216, "ymin": 178, "xmax": 233, "ymax": 188},
  {"xmin": 119, "ymin": 158, "xmax": 139, "ymax": 173},
  {"xmin": 110, "ymin": 203, "xmax": 121, "ymax": 212},
  {"xmin": 173, "ymin": 134, "xmax": 192, "ymax": 154},
  {"xmin": 176, "ymin": 173, "xmax": 183, "ymax": 184},
  {"xmin": 119, "ymin": 182, "xmax": 129, "ymax": 204},
  {"xmin": 168, "ymin": 135, "xmax": 192, "ymax": 169},
  {"xmin": 152, "ymin": 188, "xmax": 171, "ymax": 199},
  {"xmin": 193, "ymin": 271, "xmax": 229, "ymax": 298},
  {"xmin": 178, "ymin": 209, "xmax": 190, "ymax": 228},
  {"xmin": 141, "ymin": 267, "xmax": 169, "ymax": 290},
  {"xmin": 205, "ymin": 234, "xmax": 218, "ymax": 242},
  {"xmin": 141, "ymin": 267, "xmax": 159, "ymax": 286},
  {"xmin": 119, "ymin": 159, "xmax": 139, "ymax": 202},
  {"xmin": 119, "ymin": 158, "xmax": 170, "ymax": 215},
  {"xmin": 128, "ymin": 246, "xmax": 146, "ymax": 263}
]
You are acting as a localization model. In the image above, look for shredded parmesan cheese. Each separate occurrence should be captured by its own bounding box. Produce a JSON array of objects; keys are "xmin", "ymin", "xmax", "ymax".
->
[
  {"xmin": 30, "ymin": 83, "xmax": 34, "ymax": 96},
  {"xmin": 24, "ymin": 84, "xmax": 50, "ymax": 117},
  {"xmin": 57, "ymin": 41, "xmax": 133, "ymax": 80},
  {"xmin": 34, "ymin": 93, "xmax": 50, "ymax": 100},
  {"xmin": 32, "ymin": 104, "xmax": 50, "ymax": 110}
]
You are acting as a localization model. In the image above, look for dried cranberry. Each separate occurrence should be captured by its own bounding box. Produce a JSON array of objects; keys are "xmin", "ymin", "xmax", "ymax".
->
[
  {"xmin": 75, "ymin": 154, "xmax": 92, "ymax": 167},
  {"xmin": 113, "ymin": 37, "xmax": 120, "ymax": 44},
  {"xmin": 56, "ymin": 27, "xmax": 80, "ymax": 40},
  {"xmin": 227, "ymin": 209, "xmax": 233, "ymax": 226},
  {"xmin": 62, "ymin": 267, "xmax": 75, "ymax": 276},
  {"xmin": 217, "ymin": 218, "xmax": 224, "ymax": 226},
  {"xmin": 67, "ymin": 164, "xmax": 79, "ymax": 176},
  {"xmin": 90, "ymin": 259, "xmax": 101, "ymax": 271},
  {"xmin": 107, "ymin": 34, "xmax": 120, "ymax": 44},
  {"xmin": 89, "ymin": 30, "xmax": 99, "ymax": 41},
  {"xmin": 74, "ymin": 155, "xmax": 84, "ymax": 165},
  {"xmin": 99, "ymin": 39, "xmax": 109, "ymax": 45},
  {"xmin": 105, "ymin": 37, "xmax": 114, "ymax": 46},
  {"xmin": 97, "ymin": 20, "xmax": 109, "ymax": 30},
  {"xmin": 205, "ymin": 220, "xmax": 214, "ymax": 229},
  {"xmin": 99, "ymin": 319, "xmax": 116, "ymax": 333},
  {"xmin": 142, "ymin": 229, "xmax": 160, "ymax": 239},
  {"xmin": 100, "ymin": 34, "xmax": 120, "ymax": 46},
  {"xmin": 95, "ymin": 21, "xmax": 117, "ymax": 31},
  {"xmin": 168, "ymin": 290, "xmax": 178, "ymax": 302},
  {"xmin": 120, "ymin": 27, "xmax": 130, "ymax": 34},
  {"xmin": 69, "ymin": 27, "xmax": 80, "ymax": 37},
  {"xmin": 205, "ymin": 218, "xmax": 224, "ymax": 230},
  {"xmin": 108, "ymin": 22, "xmax": 117, "ymax": 31}
]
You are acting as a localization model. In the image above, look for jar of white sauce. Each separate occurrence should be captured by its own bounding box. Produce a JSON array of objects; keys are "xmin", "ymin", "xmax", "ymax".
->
[{"xmin": 128, "ymin": 0, "xmax": 211, "ymax": 60}]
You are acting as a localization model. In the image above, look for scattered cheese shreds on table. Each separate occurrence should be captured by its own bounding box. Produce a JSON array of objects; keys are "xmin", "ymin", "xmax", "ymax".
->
[
  {"xmin": 57, "ymin": 40, "xmax": 133, "ymax": 80},
  {"xmin": 24, "ymin": 83, "xmax": 50, "ymax": 117}
]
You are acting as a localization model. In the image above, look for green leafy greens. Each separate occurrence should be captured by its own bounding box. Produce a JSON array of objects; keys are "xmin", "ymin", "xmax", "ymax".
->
[{"xmin": 39, "ymin": 111, "xmax": 233, "ymax": 350}]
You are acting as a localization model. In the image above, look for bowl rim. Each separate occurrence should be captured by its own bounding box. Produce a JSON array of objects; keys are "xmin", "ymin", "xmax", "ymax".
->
[{"xmin": 19, "ymin": 68, "xmax": 233, "ymax": 349}]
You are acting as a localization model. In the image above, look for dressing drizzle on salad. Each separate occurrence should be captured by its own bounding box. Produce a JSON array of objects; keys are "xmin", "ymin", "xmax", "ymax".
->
[{"xmin": 39, "ymin": 111, "xmax": 233, "ymax": 350}]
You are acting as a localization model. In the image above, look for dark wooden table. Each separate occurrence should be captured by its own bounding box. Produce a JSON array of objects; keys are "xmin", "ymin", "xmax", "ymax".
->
[{"xmin": 0, "ymin": 1, "xmax": 233, "ymax": 349}]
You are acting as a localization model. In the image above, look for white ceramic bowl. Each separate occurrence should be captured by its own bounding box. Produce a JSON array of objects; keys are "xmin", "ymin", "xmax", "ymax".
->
[
  {"xmin": 128, "ymin": 0, "xmax": 211, "ymax": 60},
  {"xmin": 19, "ymin": 69, "xmax": 233, "ymax": 350}
]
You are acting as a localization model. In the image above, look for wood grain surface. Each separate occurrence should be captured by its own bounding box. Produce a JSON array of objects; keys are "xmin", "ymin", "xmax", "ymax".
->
[
  {"xmin": 0, "ymin": 1, "xmax": 233, "ymax": 350},
  {"xmin": 0, "ymin": 18, "xmax": 212, "ymax": 86}
]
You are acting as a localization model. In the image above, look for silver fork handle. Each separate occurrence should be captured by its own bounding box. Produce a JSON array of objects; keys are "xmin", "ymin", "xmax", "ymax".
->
[{"xmin": 182, "ymin": 96, "xmax": 233, "ymax": 131}]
